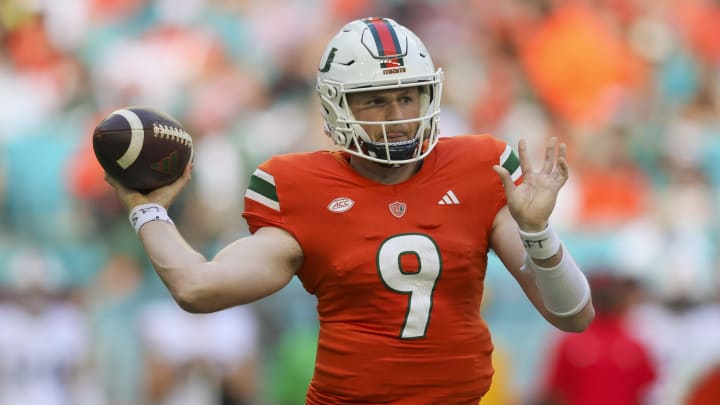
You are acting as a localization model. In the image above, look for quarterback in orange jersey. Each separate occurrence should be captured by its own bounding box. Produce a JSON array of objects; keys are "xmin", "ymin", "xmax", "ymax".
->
[
  {"xmin": 243, "ymin": 135, "xmax": 521, "ymax": 403},
  {"xmin": 106, "ymin": 17, "xmax": 595, "ymax": 404}
]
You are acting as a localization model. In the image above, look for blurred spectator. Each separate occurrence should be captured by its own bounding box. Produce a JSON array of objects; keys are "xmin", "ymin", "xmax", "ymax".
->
[
  {"xmin": 86, "ymin": 253, "xmax": 147, "ymax": 405},
  {"xmin": 627, "ymin": 284, "xmax": 720, "ymax": 405},
  {"xmin": 139, "ymin": 300, "xmax": 261, "ymax": 405},
  {"xmin": 571, "ymin": 126, "xmax": 653, "ymax": 230},
  {"xmin": 263, "ymin": 326, "xmax": 317, "ymax": 405},
  {"xmin": 535, "ymin": 271, "xmax": 657, "ymax": 405},
  {"xmin": 517, "ymin": 3, "xmax": 646, "ymax": 127},
  {"xmin": 0, "ymin": 249, "xmax": 100, "ymax": 405}
]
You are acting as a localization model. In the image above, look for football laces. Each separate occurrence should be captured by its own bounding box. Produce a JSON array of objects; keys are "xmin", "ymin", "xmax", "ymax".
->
[{"xmin": 152, "ymin": 123, "xmax": 192, "ymax": 147}]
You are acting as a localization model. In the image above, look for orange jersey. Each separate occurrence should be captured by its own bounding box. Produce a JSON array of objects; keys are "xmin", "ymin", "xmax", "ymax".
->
[{"xmin": 243, "ymin": 134, "xmax": 522, "ymax": 404}]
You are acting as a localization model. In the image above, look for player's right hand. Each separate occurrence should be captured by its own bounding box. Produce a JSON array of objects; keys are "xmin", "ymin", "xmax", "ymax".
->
[{"xmin": 105, "ymin": 162, "xmax": 193, "ymax": 211}]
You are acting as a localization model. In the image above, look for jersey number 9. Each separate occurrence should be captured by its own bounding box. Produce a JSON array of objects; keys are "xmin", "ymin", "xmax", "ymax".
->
[{"xmin": 377, "ymin": 234, "xmax": 442, "ymax": 339}]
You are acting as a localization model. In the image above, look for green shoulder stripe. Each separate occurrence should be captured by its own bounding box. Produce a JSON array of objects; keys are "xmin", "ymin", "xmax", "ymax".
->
[
  {"xmin": 246, "ymin": 168, "xmax": 280, "ymax": 211},
  {"xmin": 500, "ymin": 144, "xmax": 522, "ymax": 181}
]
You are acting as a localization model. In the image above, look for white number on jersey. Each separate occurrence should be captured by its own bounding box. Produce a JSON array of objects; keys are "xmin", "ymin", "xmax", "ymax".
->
[{"xmin": 377, "ymin": 234, "xmax": 442, "ymax": 339}]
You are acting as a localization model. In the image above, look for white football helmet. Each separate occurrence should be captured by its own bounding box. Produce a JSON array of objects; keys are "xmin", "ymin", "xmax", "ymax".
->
[{"xmin": 316, "ymin": 17, "xmax": 444, "ymax": 165}]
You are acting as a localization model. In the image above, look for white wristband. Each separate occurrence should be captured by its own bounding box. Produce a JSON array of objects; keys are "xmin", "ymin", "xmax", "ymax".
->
[
  {"xmin": 518, "ymin": 225, "xmax": 561, "ymax": 260},
  {"xmin": 128, "ymin": 203, "xmax": 174, "ymax": 233}
]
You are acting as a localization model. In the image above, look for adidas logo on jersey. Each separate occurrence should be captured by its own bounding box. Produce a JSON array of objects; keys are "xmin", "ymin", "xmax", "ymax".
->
[{"xmin": 438, "ymin": 190, "xmax": 460, "ymax": 205}]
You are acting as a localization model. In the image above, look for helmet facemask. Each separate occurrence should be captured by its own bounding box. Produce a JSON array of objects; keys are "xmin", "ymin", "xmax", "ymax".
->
[{"xmin": 317, "ymin": 17, "xmax": 444, "ymax": 165}]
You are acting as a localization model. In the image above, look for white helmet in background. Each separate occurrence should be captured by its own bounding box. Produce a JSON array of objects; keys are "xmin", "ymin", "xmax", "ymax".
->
[{"xmin": 316, "ymin": 17, "xmax": 443, "ymax": 164}]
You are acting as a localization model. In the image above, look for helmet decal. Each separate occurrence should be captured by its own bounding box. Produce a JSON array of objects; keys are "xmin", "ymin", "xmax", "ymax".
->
[
  {"xmin": 364, "ymin": 17, "xmax": 406, "ymax": 70},
  {"xmin": 364, "ymin": 18, "xmax": 401, "ymax": 56}
]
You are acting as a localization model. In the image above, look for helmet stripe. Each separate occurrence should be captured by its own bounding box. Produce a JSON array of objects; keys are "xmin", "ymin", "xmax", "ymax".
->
[{"xmin": 364, "ymin": 18, "xmax": 401, "ymax": 57}]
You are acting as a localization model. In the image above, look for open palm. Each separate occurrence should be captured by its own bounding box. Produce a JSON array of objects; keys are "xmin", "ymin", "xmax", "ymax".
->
[{"xmin": 493, "ymin": 137, "xmax": 568, "ymax": 232}]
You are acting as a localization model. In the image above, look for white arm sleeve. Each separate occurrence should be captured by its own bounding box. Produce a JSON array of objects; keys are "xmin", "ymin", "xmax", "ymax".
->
[{"xmin": 524, "ymin": 245, "xmax": 591, "ymax": 317}]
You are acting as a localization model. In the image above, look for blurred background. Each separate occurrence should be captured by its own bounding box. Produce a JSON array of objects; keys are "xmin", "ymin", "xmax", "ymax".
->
[{"xmin": 0, "ymin": 0, "xmax": 719, "ymax": 404}]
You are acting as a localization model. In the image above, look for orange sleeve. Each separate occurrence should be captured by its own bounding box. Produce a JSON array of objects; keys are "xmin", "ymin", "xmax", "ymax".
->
[{"xmin": 242, "ymin": 158, "xmax": 288, "ymax": 234}]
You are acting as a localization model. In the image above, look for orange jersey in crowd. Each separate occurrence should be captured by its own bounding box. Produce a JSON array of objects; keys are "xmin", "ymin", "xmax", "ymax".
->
[{"xmin": 243, "ymin": 134, "xmax": 522, "ymax": 404}]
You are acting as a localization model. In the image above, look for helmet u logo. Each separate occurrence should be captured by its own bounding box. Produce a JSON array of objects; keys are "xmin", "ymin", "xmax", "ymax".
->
[{"xmin": 319, "ymin": 48, "xmax": 338, "ymax": 72}]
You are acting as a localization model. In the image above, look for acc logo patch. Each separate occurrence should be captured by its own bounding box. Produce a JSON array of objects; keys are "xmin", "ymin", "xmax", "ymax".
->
[{"xmin": 327, "ymin": 197, "xmax": 355, "ymax": 213}]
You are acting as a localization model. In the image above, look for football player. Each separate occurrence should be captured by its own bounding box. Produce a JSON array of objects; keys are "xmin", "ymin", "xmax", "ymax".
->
[{"xmin": 107, "ymin": 17, "xmax": 595, "ymax": 404}]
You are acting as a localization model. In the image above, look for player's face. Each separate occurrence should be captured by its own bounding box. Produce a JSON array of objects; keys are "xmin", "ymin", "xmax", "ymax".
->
[{"xmin": 347, "ymin": 87, "xmax": 421, "ymax": 143}]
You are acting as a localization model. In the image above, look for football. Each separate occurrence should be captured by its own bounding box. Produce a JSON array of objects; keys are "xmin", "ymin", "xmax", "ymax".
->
[{"xmin": 93, "ymin": 107, "xmax": 193, "ymax": 193}]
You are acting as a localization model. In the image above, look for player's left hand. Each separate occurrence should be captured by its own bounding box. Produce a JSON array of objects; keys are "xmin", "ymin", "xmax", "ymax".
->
[{"xmin": 493, "ymin": 137, "xmax": 568, "ymax": 232}]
